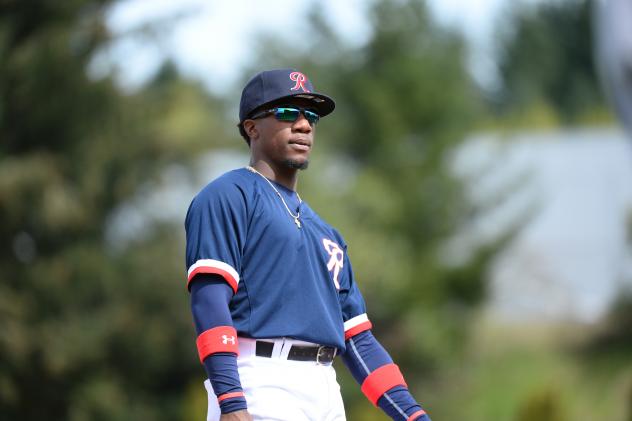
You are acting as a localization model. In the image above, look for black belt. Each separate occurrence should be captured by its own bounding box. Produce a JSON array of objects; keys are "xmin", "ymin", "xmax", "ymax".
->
[{"xmin": 255, "ymin": 341, "xmax": 337, "ymax": 364}]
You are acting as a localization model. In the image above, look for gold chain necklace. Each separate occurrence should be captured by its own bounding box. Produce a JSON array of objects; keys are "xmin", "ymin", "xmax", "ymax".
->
[{"xmin": 246, "ymin": 166, "xmax": 303, "ymax": 228}]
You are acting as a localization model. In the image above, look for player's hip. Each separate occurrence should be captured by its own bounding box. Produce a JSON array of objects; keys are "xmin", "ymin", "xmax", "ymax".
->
[{"xmin": 205, "ymin": 337, "xmax": 346, "ymax": 421}]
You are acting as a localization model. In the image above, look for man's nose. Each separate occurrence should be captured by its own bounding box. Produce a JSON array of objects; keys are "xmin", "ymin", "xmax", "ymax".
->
[{"xmin": 292, "ymin": 113, "xmax": 313, "ymax": 132}]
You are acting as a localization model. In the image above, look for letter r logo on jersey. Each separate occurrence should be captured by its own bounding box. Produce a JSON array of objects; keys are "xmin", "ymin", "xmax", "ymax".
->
[
  {"xmin": 322, "ymin": 238, "xmax": 343, "ymax": 290},
  {"xmin": 221, "ymin": 335, "xmax": 235, "ymax": 345}
]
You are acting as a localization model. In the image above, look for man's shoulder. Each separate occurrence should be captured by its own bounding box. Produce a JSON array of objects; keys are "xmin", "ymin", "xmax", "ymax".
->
[
  {"xmin": 193, "ymin": 168, "xmax": 253, "ymax": 204},
  {"xmin": 184, "ymin": 169, "xmax": 253, "ymax": 233},
  {"xmin": 198, "ymin": 168, "xmax": 252, "ymax": 195}
]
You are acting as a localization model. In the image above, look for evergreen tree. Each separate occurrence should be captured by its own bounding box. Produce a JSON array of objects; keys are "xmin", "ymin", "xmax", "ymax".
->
[
  {"xmin": 495, "ymin": 0, "xmax": 606, "ymax": 122},
  {"xmin": 0, "ymin": 1, "xmax": 229, "ymax": 419}
]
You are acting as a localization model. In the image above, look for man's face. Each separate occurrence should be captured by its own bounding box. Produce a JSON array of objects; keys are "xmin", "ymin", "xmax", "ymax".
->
[{"xmin": 246, "ymin": 99, "xmax": 317, "ymax": 170}]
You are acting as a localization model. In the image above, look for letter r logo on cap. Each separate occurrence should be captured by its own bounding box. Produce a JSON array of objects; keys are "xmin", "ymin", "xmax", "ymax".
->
[{"xmin": 290, "ymin": 71, "xmax": 310, "ymax": 92}]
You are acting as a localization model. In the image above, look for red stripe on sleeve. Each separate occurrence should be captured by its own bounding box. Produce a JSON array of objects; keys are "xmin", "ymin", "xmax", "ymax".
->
[
  {"xmin": 361, "ymin": 363, "xmax": 407, "ymax": 406},
  {"xmin": 188, "ymin": 267, "xmax": 238, "ymax": 294},
  {"xmin": 217, "ymin": 391, "xmax": 245, "ymax": 402},
  {"xmin": 407, "ymin": 409, "xmax": 427, "ymax": 420},
  {"xmin": 196, "ymin": 326, "xmax": 239, "ymax": 363},
  {"xmin": 344, "ymin": 320, "xmax": 372, "ymax": 340}
]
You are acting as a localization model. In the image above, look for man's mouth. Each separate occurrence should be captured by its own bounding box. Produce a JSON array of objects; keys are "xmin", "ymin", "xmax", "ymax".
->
[{"xmin": 289, "ymin": 139, "xmax": 311, "ymax": 150}]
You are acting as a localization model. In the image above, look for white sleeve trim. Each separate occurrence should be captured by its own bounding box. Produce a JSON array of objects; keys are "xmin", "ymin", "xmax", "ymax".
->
[
  {"xmin": 187, "ymin": 259, "xmax": 240, "ymax": 285},
  {"xmin": 344, "ymin": 313, "xmax": 369, "ymax": 331}
]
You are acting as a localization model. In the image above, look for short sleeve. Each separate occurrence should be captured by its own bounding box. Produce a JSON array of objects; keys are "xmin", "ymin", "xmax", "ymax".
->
[
  {"xmin": 336, "ymin": 236, "xmax": 373, "ymax": 340},
  {"xmin": 184, "ymin": 181, "xmax": 248, "ymax": 294}
]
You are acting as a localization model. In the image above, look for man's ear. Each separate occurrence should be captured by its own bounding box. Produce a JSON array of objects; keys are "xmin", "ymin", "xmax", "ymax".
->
[{"xmin": 243, "ymin": 120, "xmax": 258, "ymax": 141}]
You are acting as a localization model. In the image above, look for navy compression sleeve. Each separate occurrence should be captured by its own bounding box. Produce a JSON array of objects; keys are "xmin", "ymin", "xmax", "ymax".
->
[
  {"xmin": 342, "ymin": 330, "xmax": 431, "ymax": 421},
  {"xmin": 190, "ymin": 275, "xmax": 246, "ymax": 414}
]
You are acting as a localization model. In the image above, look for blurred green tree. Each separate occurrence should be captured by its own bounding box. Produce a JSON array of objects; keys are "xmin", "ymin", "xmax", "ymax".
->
[
  {"xmin": 319, "ymin": 0, "xmax": 496, "ymax": 366},
  {"xmin": 495, "ymin": 0, "xmax": 608, "ymax": 124},
  {"xmin": 514, "ymin": 388, "xmax": 568, "ymax": 421},
  {"xmin": 0, "ymin": 1, "xmax": 230, "ymax": 419},
  {"xmin": 627, "ymin": 378, "xmax": 632, "ymax": 421}
]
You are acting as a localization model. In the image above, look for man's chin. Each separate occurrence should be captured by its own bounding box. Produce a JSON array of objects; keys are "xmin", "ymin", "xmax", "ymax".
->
[{"xmin": 283, "ymin": 159, "xmax": 309, "ymax": 170}]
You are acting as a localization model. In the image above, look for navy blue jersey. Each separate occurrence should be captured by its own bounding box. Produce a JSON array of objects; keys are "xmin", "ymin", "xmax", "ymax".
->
[{"xmin": 185, "ymin": 168, "xmax": 369, "ymax": 351}]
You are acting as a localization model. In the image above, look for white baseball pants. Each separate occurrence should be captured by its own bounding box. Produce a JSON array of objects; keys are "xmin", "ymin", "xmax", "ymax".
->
[{"xmin": 204, "ymin": 338, "xmax": 346, "ymax": 421}]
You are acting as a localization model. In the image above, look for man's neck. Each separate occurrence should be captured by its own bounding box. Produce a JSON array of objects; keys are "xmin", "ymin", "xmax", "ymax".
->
[{"xmin": 249, "ymin": 160, "xmax": 299, "ymax": 191}]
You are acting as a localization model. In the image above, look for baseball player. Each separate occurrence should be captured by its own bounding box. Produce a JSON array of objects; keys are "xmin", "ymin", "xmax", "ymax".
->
[{"xmin": 185, "ymin": 68, "xmax": 432, "ymax": 421}]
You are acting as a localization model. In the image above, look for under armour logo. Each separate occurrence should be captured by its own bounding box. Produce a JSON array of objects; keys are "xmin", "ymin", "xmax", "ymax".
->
[
  {"xmin": 290, "ymin": 72, "xmax": 310, "ymax": 92},
  {"xmin": 322, "ymin": 238, "xmax": 343, "ymax": 290},
  {"xmin": 222, "ymin": 335, "xmax": 235, "ymax": 345}
]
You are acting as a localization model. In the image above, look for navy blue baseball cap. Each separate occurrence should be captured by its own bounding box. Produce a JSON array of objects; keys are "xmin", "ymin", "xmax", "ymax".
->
[{"xmin": 239, "ymin": 68, "xmax": 335, "ymax": 122}]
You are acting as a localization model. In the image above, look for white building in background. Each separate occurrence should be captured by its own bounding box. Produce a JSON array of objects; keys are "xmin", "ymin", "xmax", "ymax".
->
[{"xmin": 453, "ymin": 128, "xmax": 632, "ymax": 324}]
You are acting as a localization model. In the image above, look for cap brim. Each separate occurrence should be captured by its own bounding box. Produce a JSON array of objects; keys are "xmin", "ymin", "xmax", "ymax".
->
[{"xmin": 284, "ymin": 93, "xmax": 335, "ymax": 117}]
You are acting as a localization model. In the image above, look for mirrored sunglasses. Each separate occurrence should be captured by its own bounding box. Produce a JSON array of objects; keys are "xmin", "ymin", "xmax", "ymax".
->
[{"xmin": 251, "ymin": 107, "xmax": 320, "ymax": 125}]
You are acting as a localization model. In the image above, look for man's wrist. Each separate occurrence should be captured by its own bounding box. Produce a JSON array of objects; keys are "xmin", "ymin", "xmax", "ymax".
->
[
  {"xmin": 219, "ymin": 396, "xmax": 248, "ymax": 414},
  {"xmin": 219, "ymin": 409, "xmax": 252, "ymax": 420}
]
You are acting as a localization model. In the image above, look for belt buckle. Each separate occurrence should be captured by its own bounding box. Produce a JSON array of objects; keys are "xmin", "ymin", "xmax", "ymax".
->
[{"xmin": 316, "ymin": 346, "xmax": 335, "ymax": 365}]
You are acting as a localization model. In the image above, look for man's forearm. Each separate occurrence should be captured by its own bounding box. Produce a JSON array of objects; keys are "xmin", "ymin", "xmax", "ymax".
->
[
  {"xmin": 342, "ymin": 330, "xmax": 431, "ymax": 421},
  {"xmin": 190, "ymin": 276, "xmax": 248, "ymax": 414}
]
